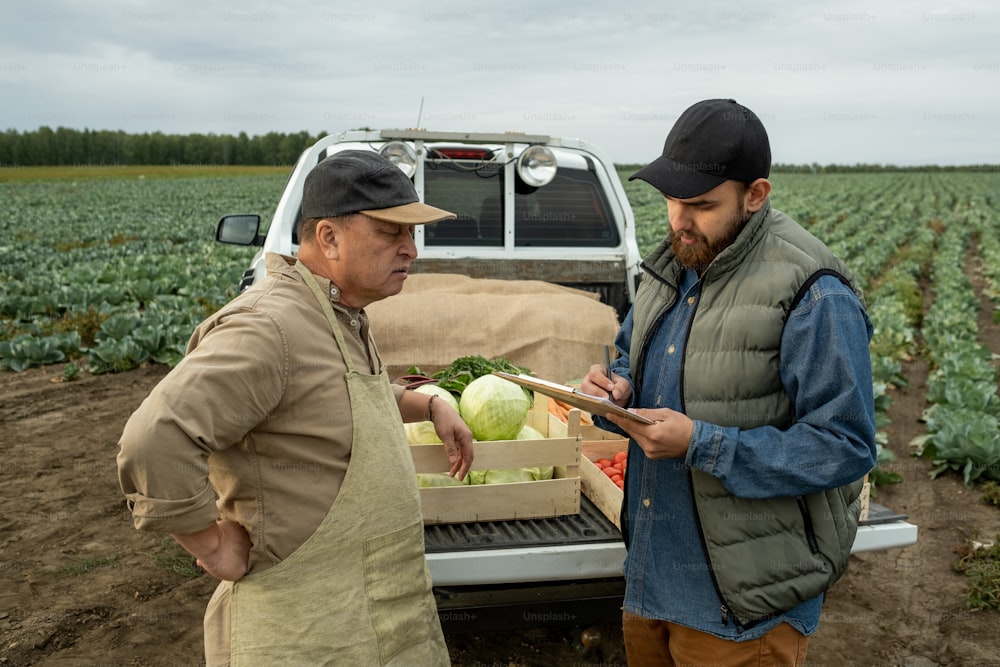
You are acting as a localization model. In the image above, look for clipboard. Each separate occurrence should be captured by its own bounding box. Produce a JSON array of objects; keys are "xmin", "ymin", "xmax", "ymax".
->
[{"xmin": 492, "ymin": 371, "xmax": 656, "ymax": 425}]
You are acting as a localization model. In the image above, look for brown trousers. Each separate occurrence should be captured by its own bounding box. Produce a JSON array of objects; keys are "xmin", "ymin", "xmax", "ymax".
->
[{"xmin": 622, "ymin": 610, "xmax": 810, "ymax": 667}]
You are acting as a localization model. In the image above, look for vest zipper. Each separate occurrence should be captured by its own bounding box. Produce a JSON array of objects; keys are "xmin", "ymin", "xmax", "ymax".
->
[
  {"xmin": 631, "ymin": 259, "xmax": 677, "ymax": 392},
  {"xmin": 687, "ymin": 470, "xmax": 748, "ymax": 634},
  {"xmin": 796, "ymin": 496, "xmax": 821, "ymax": 554},
  {"xmin": 676, "ymin": 280, "xmax": 699, "ymax": 409},
  {"xmin": 681, "ymin": 286, "xmax": 745, "ymax": 632}
]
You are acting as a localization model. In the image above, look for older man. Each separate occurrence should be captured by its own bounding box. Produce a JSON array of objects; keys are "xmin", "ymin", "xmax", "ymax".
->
[{"xmin": 118, "ymin": 150, "xmax": 473, "ymax": 665}]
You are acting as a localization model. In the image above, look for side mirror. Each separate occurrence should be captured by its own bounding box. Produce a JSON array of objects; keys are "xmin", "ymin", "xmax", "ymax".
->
[{"xmin": 216, "ymin": 214, "xmax": 263, "ymax": 246}]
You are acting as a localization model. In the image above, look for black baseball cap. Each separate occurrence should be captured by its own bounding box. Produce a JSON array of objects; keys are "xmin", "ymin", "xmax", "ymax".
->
[
  {"xmin": 301, "ymin": 149, "xmax": 455, "ymax": 224},
  {"xmin": 629, "ymin": 99, "xmax": 771, "ymax": 199}
]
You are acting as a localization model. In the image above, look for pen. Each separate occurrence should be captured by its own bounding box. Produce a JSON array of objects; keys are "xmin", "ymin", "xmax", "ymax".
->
[{"xmin": 604, "ymin": 345, "xmax": 613, "ymax": 382}]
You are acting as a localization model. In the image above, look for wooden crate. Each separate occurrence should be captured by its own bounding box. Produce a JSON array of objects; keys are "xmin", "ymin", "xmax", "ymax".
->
[
  {"xmin": 579, "ymin": 437, "xmax": 627, "ymax": 531},
  {"xmin": 860, "ymin": 474, "xmax": 871, "ymax": 522},
  {"xmin": 576, "ymin": 439, "xmax": 873, "ymax": 530},
  {"xmin": 548, "ymin": 405, "xmax": 874, "ymax": 529},
  {"xmin": 546, "ymin": 410, "xmax": 628, "ymax": 531},
  {"xmin": 409, "ymin": 396, "xmax": 582, "ymax": 525}
]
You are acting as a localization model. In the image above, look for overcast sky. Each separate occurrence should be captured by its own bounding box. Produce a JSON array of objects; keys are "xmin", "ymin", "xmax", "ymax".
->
[{"xmin": 1, "ymin": 0, "xmax": 998, "ymax": 166}]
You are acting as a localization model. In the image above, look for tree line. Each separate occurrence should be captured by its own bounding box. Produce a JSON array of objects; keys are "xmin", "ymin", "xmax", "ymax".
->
[
  {"xmin": 0, "ymin": 127, "xmax": 324, "ymax": 167},
  {"xmin": 4, "ymin": 127, "xmax": 998, "ymax": 172}
]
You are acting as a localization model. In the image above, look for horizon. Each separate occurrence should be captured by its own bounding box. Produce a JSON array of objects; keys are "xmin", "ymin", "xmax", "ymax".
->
[{"xmin": 3, "ymin": 125, "xmax": 999, "ymax": 171}]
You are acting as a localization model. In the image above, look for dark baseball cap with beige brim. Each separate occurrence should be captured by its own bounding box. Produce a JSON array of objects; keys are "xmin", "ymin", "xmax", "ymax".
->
[
  {"xmin": 629, "ymin": 98, "xmax": 771, "ymax": 199},
  {"xmin": 302, "ymin": 149, "xmax": 456, "ymax": 224}
]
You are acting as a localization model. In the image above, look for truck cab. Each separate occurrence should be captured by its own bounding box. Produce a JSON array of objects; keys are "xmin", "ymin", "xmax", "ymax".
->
[{"xmin": 216, "ymin": 128, "xmax": 642, "ymax": 321}]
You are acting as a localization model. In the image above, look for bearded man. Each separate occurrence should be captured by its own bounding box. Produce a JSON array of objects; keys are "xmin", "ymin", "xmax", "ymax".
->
[{"xmin": 581, "ymin": 99, "xmax": 877, "ymax": 667}]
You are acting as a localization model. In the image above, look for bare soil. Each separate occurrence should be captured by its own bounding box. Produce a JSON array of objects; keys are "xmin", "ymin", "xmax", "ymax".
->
[{"xmin": 2, "ymin": 263, "xmax": 999, "ymax": 666}]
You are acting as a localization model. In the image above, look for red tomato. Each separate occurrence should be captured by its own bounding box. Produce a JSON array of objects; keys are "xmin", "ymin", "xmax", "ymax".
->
[
  {"xmin": 613, "ymin": 451, "xmax": 627, "ymax": 464},
  {"xmin": 596, "ymin": 458, "xmax": 613, "ymax": 468},
  {"xmin": 610, "ymin": 474, "xmax": 622, "ymax": 485},
  {"xmin": 614, "ymin": 479, "xmax": 625, "ymax": 490},
  {"xmin": 602, "ymin": 467, "xmax": 618, "ymax": 479}
]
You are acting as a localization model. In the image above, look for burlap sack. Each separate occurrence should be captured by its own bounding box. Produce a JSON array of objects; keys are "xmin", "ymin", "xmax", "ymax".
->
[{"xmin": 366, "ymin": 274, "xmax": 621, "ymax": 384}]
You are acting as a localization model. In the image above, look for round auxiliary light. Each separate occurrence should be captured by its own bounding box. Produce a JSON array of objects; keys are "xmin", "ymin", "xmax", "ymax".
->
[
  {"xmin": 378, "ymin": 141, "xmax": 417, "ymax": 178},
  {"xmin": 516, "ymin": 145, "xmax": 557, "ymax": 187}
]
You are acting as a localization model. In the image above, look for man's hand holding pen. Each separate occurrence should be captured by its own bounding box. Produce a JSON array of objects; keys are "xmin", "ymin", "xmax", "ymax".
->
[
  {"xmin": 582, "ymin": 362, "xmax": 631, "ymax": 406},
  {"xmin": 581, "ymin": 360, "xmax": 694, "ymax": 461}
]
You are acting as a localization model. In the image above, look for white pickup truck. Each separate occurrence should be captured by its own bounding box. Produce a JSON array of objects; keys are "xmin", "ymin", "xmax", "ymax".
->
[{"xmin": 216, "ymin": 129, "xmax": 918, "ymax": 632}]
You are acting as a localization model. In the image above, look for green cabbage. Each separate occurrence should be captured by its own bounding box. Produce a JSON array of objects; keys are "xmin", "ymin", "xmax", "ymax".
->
[
  {"xmin": 531, "ymin": 466, "xmax": 554, "ymax": 480},
  {"xmin": 405, "ymin": 383, "xmax": 462, "ymax": 444},
  {"xmin": 459, "ymin": 374, "xmax": 530, "ymax": 441},
  {"xmin": 482, "ymin": 468, "xmax": 536, "ymax": 484},
  {"xmin": 516, "ymin": 424, "xmax": 545, "ymax": 439},
  {"xmin": 417, "ymin": 472, "xmax": 470, "ymax": 487},
  {"xmin": 462, "ymin": 418, "xmax": 555, "ymax": 484},
  {"xmin": 515, "ymin": 428, "xmax": 553, "ymax": 478},
  {"xmin": 466, "ymin": 467, "xmax": 554, "ymax": 484},
  {"xmin": 405, "ymin": 421, "xmax": 440, "ymax": 445},
  {"xmin": 414, "ymin": 383, "xmax": 460, "ymax": 412}
]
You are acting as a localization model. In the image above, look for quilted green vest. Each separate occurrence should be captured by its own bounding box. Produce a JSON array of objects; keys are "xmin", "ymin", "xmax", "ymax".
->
[{"xmin": 629, "ymin": 202, "xmax": 869, "ymax": 629}]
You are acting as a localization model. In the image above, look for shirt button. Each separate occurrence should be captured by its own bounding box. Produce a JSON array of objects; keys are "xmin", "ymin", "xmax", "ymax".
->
[
  {"xmin": 667, "ymin": 345, "xmax": 675, "ymax": 354},
  {"xmin": 643, "ymin": 498, "xmax": 651, "ymax": 508},
  {"xmin": 330, "ymin": 287, "xmax": 338, "ymax": 296},
  {"xmin": 687, "ymin": 296, "xmax": 696, "ymax": 305},
  {"xmin": 349, "ymin": 319, "xmax": 358, "ymax": 327}
]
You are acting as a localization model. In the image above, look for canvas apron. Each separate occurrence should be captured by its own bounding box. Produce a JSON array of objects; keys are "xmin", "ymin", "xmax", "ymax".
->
[{"xmin": 227, "ymin": 262, "xmax": 449, "ymax": 666}]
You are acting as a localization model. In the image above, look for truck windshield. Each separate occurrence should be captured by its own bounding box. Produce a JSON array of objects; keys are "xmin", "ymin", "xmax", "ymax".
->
[{"xmin": 422, "ymin": 162, "xmax": 619, "ymax": 248}]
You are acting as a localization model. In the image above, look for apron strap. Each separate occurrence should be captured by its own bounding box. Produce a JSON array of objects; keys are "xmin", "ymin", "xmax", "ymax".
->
[{"xmin": 294, "ymin": 260, "xmax": 357, "ymax": 374}]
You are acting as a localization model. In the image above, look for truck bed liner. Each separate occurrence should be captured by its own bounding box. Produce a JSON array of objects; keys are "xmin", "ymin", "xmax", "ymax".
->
[
  {"xmin": 424, "ymin": 495, "xmax": 622, "ymax": 553},
  {"xmin": 425, "ymin": 497, "xmax": 910, "ymax": 555}
]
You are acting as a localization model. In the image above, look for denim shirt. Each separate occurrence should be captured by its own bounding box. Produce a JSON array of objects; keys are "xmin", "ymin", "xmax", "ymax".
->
[{"xmin": 595, "ymin": 269, "xmax": 876, "ymax": 640}]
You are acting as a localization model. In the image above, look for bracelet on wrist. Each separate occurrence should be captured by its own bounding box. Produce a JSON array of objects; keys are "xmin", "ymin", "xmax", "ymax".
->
[{"xmin": 427, "ymin": 394, "xmax": 438, "ymax": 421}]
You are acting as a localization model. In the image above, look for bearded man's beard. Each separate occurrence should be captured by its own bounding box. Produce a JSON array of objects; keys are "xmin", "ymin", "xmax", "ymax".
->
[{"xmin": 671, "ymin": 202, "xmax": 750, "ymax": 272}]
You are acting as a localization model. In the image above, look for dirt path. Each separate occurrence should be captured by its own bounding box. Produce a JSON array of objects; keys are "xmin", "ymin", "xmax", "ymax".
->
[{"xmin": 805, "ymin": 240, "xmax": 1000, "ymax": 665}]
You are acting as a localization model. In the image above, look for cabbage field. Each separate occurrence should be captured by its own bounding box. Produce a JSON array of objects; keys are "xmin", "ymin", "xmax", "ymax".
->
[
  {"xmin": 1, "ymin": 167, "xmax": 999, "ymax": 486},
  {"xmin": 0, "ymin": 168, "xmax": 287, "ymax": 373}
]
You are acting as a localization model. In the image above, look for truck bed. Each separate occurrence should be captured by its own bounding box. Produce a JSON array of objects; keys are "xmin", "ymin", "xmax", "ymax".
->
[
  {"xmin": 425, "ymin": 497, "xmax": 915, "ymax": 566},
  {"xmin": 425, "ymin": 496, "xmax": 625, "ymax": 587},
  {"xmin": 424, "ymin": 495, "xmax": 622, "ymax": 555},
  {"xmin": 425, "ymin": 496, "xmax": 627, "ymax": 632},
  {"xmin": 424, "ymin": 495, "xmax": 916, "ymax": 632}
]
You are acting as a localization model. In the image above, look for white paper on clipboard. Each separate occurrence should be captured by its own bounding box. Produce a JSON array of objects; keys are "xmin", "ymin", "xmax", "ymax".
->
[{"xmin": 492, "ymin": 371, "xmax": 656, "ymax": 425}]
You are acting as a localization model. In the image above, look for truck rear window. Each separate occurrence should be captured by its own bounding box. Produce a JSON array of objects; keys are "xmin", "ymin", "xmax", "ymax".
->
[{"xmin": 422, "ymin": 164, "xmax": 619, "ymax": 248}]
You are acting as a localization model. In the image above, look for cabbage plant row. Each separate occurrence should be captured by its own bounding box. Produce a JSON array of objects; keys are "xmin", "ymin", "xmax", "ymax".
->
[
  {"xmin": 0, "ymin": 174, "xmax": 285, "ymax": 372},
  {"xmin": 910, "ymin": 195, "xmax": 1000, "ymax": 485},
  {"xmin": 978, "ymin": 220, "xmax": 1000, "ymax": 315},
  {"xmin": 787, "ymin": 173, "xmax": 998, "ymax": 488}
]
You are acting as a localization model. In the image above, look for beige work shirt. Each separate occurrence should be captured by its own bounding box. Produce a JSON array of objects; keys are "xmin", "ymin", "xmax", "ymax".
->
[
  {"xmin": 222, "ymin": 258, "xmax": 449, "ymax": 666},
  {"xmin": 117, "ymin": 253, "xmax": 405, "ymax": 574}
]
